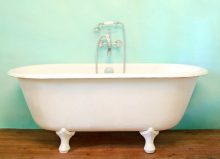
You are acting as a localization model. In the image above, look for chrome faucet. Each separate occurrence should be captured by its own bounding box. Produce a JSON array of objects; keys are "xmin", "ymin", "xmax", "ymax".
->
[
  {"xmin": 97, "ymin": 30, "xmax": 122, "ymax": 56},
  {"xmin": 94, "ymin": 21, "xmax": 126, "ymax": 74}
]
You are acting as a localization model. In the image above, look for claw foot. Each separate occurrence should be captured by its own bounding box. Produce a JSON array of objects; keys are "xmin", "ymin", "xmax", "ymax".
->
[
  {"xmin": 56, "ymin": 128, "xmax": 75, "ymax": 153},
  {"xmin": 139, "ymin": 128, "xmax": 159, "ymax": 153}
]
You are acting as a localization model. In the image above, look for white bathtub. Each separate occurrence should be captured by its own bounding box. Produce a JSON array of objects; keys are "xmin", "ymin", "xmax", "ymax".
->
[{"xmin": 8, "ymin": 63, "xmax": 207, "ymax": 153}]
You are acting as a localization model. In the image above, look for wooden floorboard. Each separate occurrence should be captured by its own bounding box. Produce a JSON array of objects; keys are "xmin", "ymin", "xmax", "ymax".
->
[{"xmin": 0, "ymin": 130, "xmax": 219, "ymax": 159}]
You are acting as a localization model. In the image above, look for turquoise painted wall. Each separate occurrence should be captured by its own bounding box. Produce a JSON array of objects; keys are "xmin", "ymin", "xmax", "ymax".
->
[{"xmin": 0, "ymin": 0, "xmax": 219, "ymax": 129}]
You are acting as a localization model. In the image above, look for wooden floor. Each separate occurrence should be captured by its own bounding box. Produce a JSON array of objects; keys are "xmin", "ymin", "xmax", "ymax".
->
[{"xmin": 0, "ymin": 130, "xmax": 219, "ymax": 159}]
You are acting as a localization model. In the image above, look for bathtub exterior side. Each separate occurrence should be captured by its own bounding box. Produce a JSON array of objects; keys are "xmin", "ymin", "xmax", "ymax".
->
[{"xmin": 18, "ymin": 77, "xmax": 197, "ymax": 131}]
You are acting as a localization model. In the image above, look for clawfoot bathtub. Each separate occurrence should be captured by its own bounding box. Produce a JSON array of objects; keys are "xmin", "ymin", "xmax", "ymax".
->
[{"xmin": 8, "ymin": 64, "xmax": 207, "ymax": 153}]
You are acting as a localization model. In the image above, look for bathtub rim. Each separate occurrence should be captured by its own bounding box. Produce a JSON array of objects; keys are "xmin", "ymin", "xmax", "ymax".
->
[{"xmin": 8, "ymin": 63, "xmax": 208, "ymax": 79}]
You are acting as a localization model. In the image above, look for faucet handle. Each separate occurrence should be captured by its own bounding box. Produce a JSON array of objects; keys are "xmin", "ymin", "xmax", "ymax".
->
[{"xmin": 114, "ymin": 40, "xmax": 123, "ymax": 48}]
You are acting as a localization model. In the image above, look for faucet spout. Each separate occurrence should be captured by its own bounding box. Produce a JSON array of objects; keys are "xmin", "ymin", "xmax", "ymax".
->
[
  {"xmin": 107, "ymin": 48, "xmax": 112, "ymax": 56},
  {"xmin": 97, "ymin": 32, "xmax": 112, "ymax": 56},
  {"xmin": 105, "ymin": 31, "xmax": 112, "ymax": 56}
]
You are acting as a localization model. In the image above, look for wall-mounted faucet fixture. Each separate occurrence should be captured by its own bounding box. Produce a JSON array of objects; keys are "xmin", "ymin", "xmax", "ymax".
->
[{"xmin": 94, "ymin": 21, "xmax": 126, "ymax": 73}]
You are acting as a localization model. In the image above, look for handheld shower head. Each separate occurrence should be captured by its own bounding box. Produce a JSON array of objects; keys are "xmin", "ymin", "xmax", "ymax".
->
[{"xmin": 94, "ymin": 21, "xmax": 122, "ymax": 32}]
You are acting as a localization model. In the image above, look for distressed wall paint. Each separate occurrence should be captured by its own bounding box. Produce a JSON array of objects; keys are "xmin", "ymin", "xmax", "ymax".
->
[{"xmin": 0, "ymin": 0, "xmax": 219, "ymax": 129}]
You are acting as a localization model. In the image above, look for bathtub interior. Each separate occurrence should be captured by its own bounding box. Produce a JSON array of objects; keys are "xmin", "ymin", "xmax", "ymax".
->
[{"xmin": 8, "ymin": 63, "xmax": 207, "ymax": 79}]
